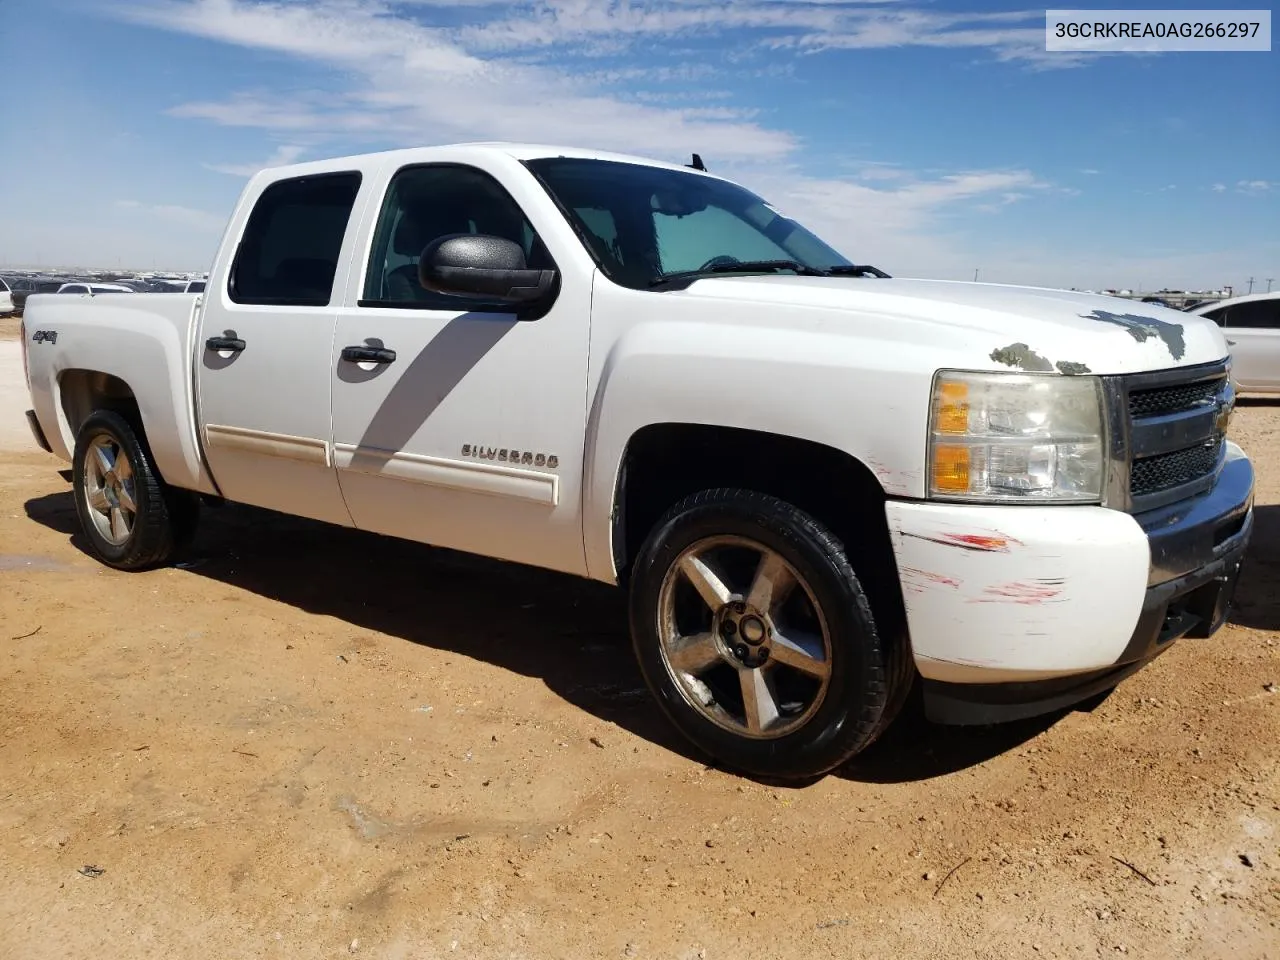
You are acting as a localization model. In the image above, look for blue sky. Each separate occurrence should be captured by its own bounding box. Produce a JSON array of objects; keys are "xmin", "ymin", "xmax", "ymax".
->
[{"xmin": 1, "ymin": 0, "xmax": 1275, "ymax": 291}]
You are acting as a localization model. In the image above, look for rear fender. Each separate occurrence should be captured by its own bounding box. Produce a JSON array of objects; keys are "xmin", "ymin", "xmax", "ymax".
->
[{"xmin": 24, "ymin": 295, "xmax": 216, "ymax": 495}]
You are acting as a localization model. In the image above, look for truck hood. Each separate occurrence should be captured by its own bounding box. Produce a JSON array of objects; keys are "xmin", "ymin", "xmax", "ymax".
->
[{"xmin": 676, "ymin": 275, "xmax": 1228, "ymax": 375}]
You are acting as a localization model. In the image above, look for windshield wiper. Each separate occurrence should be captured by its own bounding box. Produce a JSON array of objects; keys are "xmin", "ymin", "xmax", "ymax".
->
[
  {"xmin": 650, "ymin": 259, "xmax": 827, "ymax": 289},
  {"xmin": 824, "ymin": 264, "xmax": 892, "ymax": 278}
]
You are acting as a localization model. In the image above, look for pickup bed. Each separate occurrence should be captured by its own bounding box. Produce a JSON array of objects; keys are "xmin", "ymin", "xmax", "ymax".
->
[{"xmin": 21, "ymin": 142, "xmax": 1255, "ymax": 780}]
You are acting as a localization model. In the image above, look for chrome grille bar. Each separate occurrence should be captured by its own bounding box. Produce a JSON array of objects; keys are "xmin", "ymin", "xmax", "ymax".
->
[{"xmin": 1102, "ymin": 359, "xmax": 1233, "ymax": 514}]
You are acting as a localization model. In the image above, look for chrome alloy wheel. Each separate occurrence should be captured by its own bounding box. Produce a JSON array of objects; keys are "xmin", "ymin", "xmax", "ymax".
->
[
  {"xmin": 82, "ymin": 434, "xmax": 137, "ymax": 546},
  {"xmin": 656, "ymin": 535, "xmax": 833, "ymax": 739}
]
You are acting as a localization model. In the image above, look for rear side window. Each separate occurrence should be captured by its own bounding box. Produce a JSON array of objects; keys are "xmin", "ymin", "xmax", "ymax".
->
[
  {"xmin": 0, "ymin": 277, "xmax": 9, "ymax": 293},
  {"xmin": 230, "ymin": 171, "xmax": 362, "ymax": 306},
  {"xmin": 1220, "ymin": 300, "xmax": 1280, "ymax": 329}
]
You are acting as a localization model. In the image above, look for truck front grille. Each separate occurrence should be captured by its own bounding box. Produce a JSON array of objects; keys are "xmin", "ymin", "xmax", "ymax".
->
[
  {"xmin": 1130, "ymin": 438, "xmax": 1223, "ymax": 498},
  {"xmin": 1107, "ymin": 360, "xmax": 1232, "ymax": 514},
  {"xmin": 1128, "ymin": 379, "xmax": 1222, "ymax": 419}
]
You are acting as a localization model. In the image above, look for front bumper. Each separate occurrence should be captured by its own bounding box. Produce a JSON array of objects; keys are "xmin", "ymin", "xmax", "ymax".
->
[{"xmin": 886, "ymin": 442, "xmax": 1254, "ymax": 724}]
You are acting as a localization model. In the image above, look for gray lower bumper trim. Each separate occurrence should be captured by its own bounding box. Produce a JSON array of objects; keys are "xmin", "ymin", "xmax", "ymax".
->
[{"xmin": 26, "ymin": 410, "xmax": 52, "ymax": 453}]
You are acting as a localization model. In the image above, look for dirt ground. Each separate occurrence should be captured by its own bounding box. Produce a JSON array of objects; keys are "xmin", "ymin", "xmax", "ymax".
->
[{"xmin": 1, "ymin": 346, "xmax": 1277, "ymax": 959}]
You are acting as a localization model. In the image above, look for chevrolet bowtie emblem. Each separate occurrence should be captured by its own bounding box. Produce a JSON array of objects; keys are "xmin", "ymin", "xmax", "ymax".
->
[{"xmin": 1214, "ymin": 387, "xmax": 1236, "ymax": 434}]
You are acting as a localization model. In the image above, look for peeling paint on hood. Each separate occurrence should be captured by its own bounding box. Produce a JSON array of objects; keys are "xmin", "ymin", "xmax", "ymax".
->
[
  {"xmin": 990, "ymin": 343, "xmax": 1053, "ymax": 372},
  {"xmin": 1080, "ymin": 309, "xmax": 1186, "ymax": 361},
  {"xmin": 669, "ymin": 275, "xmax": 1228, "ymax": 374},
  {"xmin": 1055, "ymin": 360, "xmax": 1091, "ymax": 375}
]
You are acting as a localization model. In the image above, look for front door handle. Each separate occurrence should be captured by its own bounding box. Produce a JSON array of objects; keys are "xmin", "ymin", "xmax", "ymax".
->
[
  {"xmin": 206, "ymin": 335, "xmax": 246, "ymax": 353},
  {"xmin": 341, "ymin": 345, "xmax": 397, "ymax": 364}
]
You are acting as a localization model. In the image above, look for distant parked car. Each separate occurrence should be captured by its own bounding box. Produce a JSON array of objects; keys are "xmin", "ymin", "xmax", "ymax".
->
[
  {"xmin": 10, "ymin": 279, "xmax": 66, "ymax": 316},
  {"xmin": 0, "ymin": 277, "xmax": 14, "ymax": 316},
  {"xmin": 56, "ymin": 282, "xmax": 137, "ymax": 295},
  {"xmin": 1188, "ymin": 291, "xmax": 1280, "ymax": 395}
]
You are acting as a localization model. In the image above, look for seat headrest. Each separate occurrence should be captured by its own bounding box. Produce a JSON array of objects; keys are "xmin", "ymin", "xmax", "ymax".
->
[{"xmin": 393, "ymin": 206, "xmax": 474, "ymax": 257}]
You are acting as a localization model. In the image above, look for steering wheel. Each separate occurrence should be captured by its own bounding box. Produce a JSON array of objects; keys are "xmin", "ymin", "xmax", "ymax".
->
[{"xmin": 698, "ymin": 255, "xmax": 741, "ymax": 271}]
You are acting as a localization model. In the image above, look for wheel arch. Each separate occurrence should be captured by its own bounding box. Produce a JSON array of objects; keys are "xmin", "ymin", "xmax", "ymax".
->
[
  {"xmin": 608, "ymin": 422, "xmax": 906, "ymax": 636},
  {"xmin": 58, "ymin": 369, "xmax": 143, "ymax": 440}
]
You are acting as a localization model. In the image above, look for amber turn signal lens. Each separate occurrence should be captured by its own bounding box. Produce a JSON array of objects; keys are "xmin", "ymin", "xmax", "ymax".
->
[
  {"xmin": 932, "ymin": 444, "xmax": 971, "ymax": 492},
  {"xmin": 935, "ymin": 380, "xmax": 969, "ymax": 434}
]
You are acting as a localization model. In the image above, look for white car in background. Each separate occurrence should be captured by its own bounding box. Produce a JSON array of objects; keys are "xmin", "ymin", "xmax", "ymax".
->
[
  {"xmin": 1188, "ymin": 291, "xmax": 1280, "ymax": 396},
  {"xmin": 56, "ymin": 282, "xmax": 137, "ymax": 295},
  {"xmin": 0, "ymin": 277, "xmax": 14, "ymax": 316}
]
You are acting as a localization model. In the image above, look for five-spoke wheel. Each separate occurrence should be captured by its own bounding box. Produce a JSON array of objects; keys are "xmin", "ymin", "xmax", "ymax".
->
[
  {"xmin": 82, "ymin": 434, "xmax": 138, "ymax": 546},
  {"xmin": 659, "ymin": 536, "xmax": 833, "ymax": 739},
  {"xmin": 72, "ymin": 410, "xmax": 199, "ymax": 570},
  {"xmin": 630, "ymin": 488, "xmax": 908, "ymax": 781}
]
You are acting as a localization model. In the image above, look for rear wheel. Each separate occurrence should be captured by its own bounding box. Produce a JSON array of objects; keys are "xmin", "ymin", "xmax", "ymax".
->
[
  {"xmin": 72, "ymin": 410, "xmax": 199, "ymax": 570},
  {"xmin": 629, "ymin": 488, "xmax": 907, "ymax": 781}
]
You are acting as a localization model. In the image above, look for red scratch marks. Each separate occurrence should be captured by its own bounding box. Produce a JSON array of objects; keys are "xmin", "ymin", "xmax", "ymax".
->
[
  {"xmin": 901, "ymin": 567, "xmax": 962, "ymax": 595},
  {"xmin": 903, "ymin": 531, "xmax": 1023, "ymax": 553},
  {"xmin": 970, "ymin": 580, "xmax": 1064, "ymax": 605},
  {"xmin": 945, "ymin": 533, "xmax": 1016, "ymax": 551}
]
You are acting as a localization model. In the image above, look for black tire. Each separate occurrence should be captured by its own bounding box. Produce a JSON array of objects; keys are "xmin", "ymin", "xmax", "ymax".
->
[
  {"xmin": 71, "ymin": 409, "xmax": 200, "ymax": 571},
  {"xmin": 628, "ymin": 488, "xmax": 909, "ymax": 781}
]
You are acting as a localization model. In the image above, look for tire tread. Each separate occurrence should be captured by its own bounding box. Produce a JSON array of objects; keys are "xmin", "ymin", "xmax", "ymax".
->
[
  {"xmin": 72, "ymin": 410, "xmax": 198, "ymax": 571},
  {"xmin": 629, "ymin": 487, "xmax": 909, "ymax": 780}
]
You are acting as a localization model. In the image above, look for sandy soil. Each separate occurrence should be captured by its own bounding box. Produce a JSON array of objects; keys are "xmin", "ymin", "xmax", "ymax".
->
[
  {"xmin": 0, "ymin": 372, "xmax": 1277, "ymax": 959},
  {"xmin": 0, "ymin": 316, "xmax": 20, "ymax": 340}
]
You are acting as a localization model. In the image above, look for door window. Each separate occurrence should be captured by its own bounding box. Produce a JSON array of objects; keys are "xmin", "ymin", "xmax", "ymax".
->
[
  {"xmin": 1201, "ymin": 306, "xmax": 1228, "ymax": 327},
  {"xmin": 361, "ymin": 163, "xmax": 551, "ymax": 311},
  {"xmin": 1220, "ymin": 299, "xmax": 1280, "ymax": 329},
  {"xmin": 229, "ymin": 171, "xmax": 363, "ymax": 307}
]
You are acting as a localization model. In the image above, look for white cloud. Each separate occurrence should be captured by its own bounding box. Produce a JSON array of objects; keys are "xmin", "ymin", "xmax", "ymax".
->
[
  {"xmin": 97, "ymin": 0, "xmax": 1258, "ymax": 288},
  {"xmin": 115, "ymin": 198, "xmax": 226, "ymax": 232},
  {"xmin": 124, "ymin": 0, "xmax": 797, "ymax": 160},
  {"xmin": 1211, "ymin": 183, "xmax": 1227, "ymax": 192},
  {"xmin": 205, "ymin": 143, "xmax": 307, "ymax": 177},
  {"xmin": 1236, "ymin": 179, "xmax": 1274, "ymax": 194}
]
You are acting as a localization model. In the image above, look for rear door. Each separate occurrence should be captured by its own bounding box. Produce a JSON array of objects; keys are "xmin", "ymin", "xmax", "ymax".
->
[
  {"xmin": 1210, "ymin": 299, "xmax": 1280, "ymax": 392},
  {"xmin": 195, "ymin": 164, "xmax": 378, "ymax": 523}
]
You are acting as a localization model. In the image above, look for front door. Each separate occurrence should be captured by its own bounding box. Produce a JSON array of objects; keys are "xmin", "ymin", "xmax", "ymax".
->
[
  {"xmin": 330, "ymin": 160, "xmax": 592, "ymax": 576},
  {"xmin": 196, "ymin": 167, "xmax": 372, "ymax": 524},
  {"xmin": 1216, "ymin": 298, "xmax": 1280, "ymax": 393}
]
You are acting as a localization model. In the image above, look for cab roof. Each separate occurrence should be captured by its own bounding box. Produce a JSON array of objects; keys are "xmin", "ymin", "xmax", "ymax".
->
[{"xmin": 256, "ymin": 141, "xmax": 722, "ymax": 182}]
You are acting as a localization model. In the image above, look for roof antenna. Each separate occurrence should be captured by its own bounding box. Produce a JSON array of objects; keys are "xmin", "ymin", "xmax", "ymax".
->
[{"xmin": 687, "ymin": 153, "xmax": 707, "ymax": 172}]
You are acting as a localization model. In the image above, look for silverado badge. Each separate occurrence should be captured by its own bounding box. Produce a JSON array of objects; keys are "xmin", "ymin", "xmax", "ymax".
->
[{"xmin": 462, "ymin": 444, "xmax": 559, "ymax": 469}]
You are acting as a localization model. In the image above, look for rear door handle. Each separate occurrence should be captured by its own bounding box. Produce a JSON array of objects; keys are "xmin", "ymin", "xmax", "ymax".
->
[
  {"xmin": 206, "ymin": 335, "xmax": 246, "ymax": 353},
  {"xmin": 341, "ymin": 345, "xmax": 397, "ymax": 364}
]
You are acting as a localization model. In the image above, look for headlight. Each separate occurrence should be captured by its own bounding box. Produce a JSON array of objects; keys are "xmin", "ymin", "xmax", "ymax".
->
[{"xmin": 928, "ymin": 370, "xmax": 1105, "ymax": 503}]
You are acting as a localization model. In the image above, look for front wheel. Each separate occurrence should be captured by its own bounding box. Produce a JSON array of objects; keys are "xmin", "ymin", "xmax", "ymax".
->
[
  {"xmin": 628, "ymin": 488, "xmax": 907, "ymax": 781},
  {"xmin": 72, "ymin": 410, "xmax": 199, "ymax": 571}
]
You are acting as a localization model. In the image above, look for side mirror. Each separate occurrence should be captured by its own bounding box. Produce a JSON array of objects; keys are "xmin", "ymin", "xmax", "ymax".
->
[{"xmin": 419, "ymin": 234, "xmax": 557, "ymax": 305}]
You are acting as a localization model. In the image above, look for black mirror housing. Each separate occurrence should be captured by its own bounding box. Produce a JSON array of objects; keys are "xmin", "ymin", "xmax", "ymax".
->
[{"xmin": 419, "ymin": 234, "xmax": 557, "ymax": 305}]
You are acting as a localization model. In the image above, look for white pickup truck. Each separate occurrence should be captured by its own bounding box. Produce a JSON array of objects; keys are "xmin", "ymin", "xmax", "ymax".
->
[{"xmin": 21, "ymin": 142, "xmax": 1254, "ymax": 780}]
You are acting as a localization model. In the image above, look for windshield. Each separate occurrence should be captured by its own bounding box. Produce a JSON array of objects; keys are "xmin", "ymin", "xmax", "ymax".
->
[{"xmin": 524, "ymin": 157, "xmax": 855, "ymax": 290}]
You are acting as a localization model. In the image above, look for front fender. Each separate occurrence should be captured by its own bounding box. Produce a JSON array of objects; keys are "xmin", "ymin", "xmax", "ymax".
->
[{"xmin": 581, "ymin": 317, "xmax": 933, "ymax": 582}]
